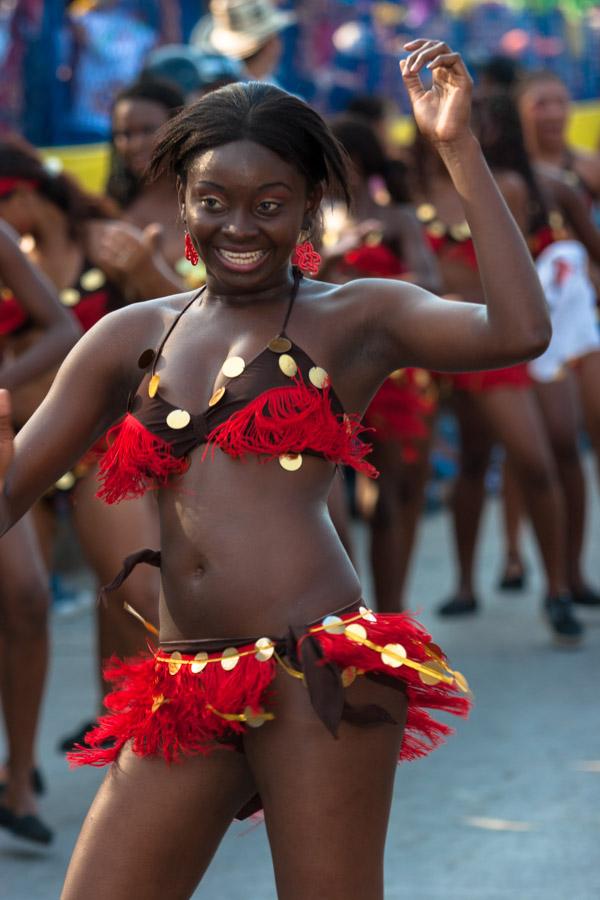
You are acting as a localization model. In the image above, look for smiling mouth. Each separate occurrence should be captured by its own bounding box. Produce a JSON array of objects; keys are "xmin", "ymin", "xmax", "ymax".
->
[{"xmin": 214, "ymin": 248, "xmax": 269, "ymax": 271}]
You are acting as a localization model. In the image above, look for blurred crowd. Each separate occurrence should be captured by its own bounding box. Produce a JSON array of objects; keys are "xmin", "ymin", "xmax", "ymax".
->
[{"xmin": 0, "ymin": 0, "xmax": 599, "ymax": 851}]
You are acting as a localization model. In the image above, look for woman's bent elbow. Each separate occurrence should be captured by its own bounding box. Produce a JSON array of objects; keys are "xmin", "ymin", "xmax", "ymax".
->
[{"xmin": 522, "ymin": 321, "xmax": 552, "ymax": 361}]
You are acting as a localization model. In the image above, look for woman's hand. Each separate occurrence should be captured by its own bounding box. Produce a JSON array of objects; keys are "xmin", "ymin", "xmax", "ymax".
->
[
  {"xmin": 0, "ymin": 390, "xmax": 14, "ymax": 490},
  {"xmin": 400, "ymin": 39, "xmax": 473, "ymax": 146}
]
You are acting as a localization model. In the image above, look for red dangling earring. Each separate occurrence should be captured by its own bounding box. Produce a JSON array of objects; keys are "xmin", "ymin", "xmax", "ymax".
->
[
  {"xmin": 184, "ymin": 232, "xmax": 199, "ymax": 266},
  {"xmin": 292, "ymin": 240, "xmax": 321, "ymax": 275}
]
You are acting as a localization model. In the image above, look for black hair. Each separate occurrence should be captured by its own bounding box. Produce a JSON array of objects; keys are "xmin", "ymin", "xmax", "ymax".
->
[
  {"xmin": 513, "ymin": 68, "xmax": 567, "ymax": 103},
  {"xmin": 473, "ymin": 93, "xmax": 548, "ymax": 232},
  {"xmin": 345, "ymin": 94, "xmax": 387, "ymax": 124},
  {"xmin": 106, "ymin": 77, "xmax": 185, "ymax": 208},
  {"xmin": 148, "ymin": 81, "xmax": 352, "ymax": 209},
  {"xmin": 330, "ymin": 116, "xmax": 410, "ymax": 204},
  {"xmin": 477, "ymin": 55, "xmax": 521, "ymax": 90},
  {"xmin": 0, "ymin": 141, "xmax": 116, "ymax": 236}
]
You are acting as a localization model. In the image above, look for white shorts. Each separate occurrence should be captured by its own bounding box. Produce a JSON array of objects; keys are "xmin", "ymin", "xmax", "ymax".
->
[{"xmin": 529, "ymin": 240, "xmax": 600, "ymax": 383}]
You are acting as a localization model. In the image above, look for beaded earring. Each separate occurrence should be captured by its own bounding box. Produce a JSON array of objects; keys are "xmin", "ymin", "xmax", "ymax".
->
[{"xmin": 184, "ymin": 232, "xmax": 199, "ymax": 266}]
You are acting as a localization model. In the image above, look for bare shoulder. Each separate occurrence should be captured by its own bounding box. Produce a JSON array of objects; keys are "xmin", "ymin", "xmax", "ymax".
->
[{"xmin": 305, "ymin": 275, "xmax": 419, "ymax": 330}]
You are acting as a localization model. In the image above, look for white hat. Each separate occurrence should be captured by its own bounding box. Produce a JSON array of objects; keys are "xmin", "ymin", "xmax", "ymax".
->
[{"xmin": 191, "ymin": 0, "xmax": 296, "ymax": 61}]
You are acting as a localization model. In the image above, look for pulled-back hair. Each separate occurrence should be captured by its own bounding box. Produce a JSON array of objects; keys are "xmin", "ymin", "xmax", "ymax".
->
[
  {"xmin": 330, "ymin": 116, "xmax": 410, "ymax": 204},
  {"xmin": 148, "ymin": 82, "xmax": 352, "ymax": 208},
  {"xmin": 0, "ymin": 141, "xmax": 116, "ymax": 237},
  {"xmin": 513, "ymin": 69, "xmax": 567, "ymax": 103},
  {"xmin": 107, "ymin": 77, "xmax": 185, "ymax": 208}
]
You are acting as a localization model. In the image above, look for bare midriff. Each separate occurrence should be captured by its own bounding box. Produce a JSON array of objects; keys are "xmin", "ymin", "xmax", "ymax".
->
[{"xmin": 156, "ymin": 449, "xmax": 362, "ymax": 641}]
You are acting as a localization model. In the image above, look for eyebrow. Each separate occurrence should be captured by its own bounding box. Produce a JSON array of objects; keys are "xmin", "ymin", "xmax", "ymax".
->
[{"xmin": 195, "ymin": 180, "xmax": 293, "ymax": 193}]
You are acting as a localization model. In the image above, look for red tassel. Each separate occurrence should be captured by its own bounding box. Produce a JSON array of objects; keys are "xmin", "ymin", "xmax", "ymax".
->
[
  {"xmin": 184, "ymin": 232, "xmax": 199, "ymax": 266},
  {"xmin": 204, "ymin": 376, "xmax": 378, "ymax": 477},
  {"xmin": 68, "ymin": 649, "xmax": 277, "ymax": 767},
  {"xmin": 312, "ymin": 611, "xmax": 471, "ymax": 761},
  {"xmin": 96, "ymin": 414, "xmax": 189, "ymax": 504}
]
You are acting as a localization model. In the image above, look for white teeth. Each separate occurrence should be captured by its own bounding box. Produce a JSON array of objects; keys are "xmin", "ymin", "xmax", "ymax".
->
[{"xmin": 218, "ymin": 249, "xmax": 266, "ymax": 264}]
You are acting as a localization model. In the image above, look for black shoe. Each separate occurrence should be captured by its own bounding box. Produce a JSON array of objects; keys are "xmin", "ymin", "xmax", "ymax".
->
[
  {"xmin": 0, "ymin": 767, "xmax": 45, "ymax": 797},
  {"xmin": 544, "ymin": 595, "xmax": 584, "ymax": 645},
  {"xmin": 498, "ymin": 565, "xmax": 526, "ymax": 591},
  {"xmin": 437, "ymin": 595, "xmax": 478, "ymax": 616},
  {"xmin": 0, "ymin": 804, "xmax": 53, "ymax": 845},
  {"xmin": 571, "ymin": 586, "xmax": 600, "ymax": 607},
  {"xmin": 57, "ymin": 720, "xmax": 97, "ymax": 754}
]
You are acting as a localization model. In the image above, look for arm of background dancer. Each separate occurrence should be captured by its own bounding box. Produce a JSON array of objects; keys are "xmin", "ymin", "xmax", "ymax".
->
[
  {"xmin": 493, "ymin": 171, "xmax": 530, "ymax": 236},
  {"xmin": 390, "ymin": 206, "xmax": 442, "ymax": 293},
  {"xmin": 552, "ymin": 176, "xmax": 600, "ymax": 267},
  {"xmin": 0, "ymin": 222, "xmax": 81, "ymax": 389},
  {"xmin": 0, "ymin": 311, "xmax": 137, "ymax": 533},
  {"xmin": 360, "ymin": 41, "xmax": 550, "ymax": 375}
]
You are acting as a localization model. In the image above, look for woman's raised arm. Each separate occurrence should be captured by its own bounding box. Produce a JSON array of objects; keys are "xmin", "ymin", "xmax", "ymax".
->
[{"xmin": 357, "ymin": 41, "xmax": 550, "ymax": 377}]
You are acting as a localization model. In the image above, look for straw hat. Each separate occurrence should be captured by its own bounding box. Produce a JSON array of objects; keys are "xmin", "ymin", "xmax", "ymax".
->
[{"xmin": 191, "ymin": 0, "xmax": 296, "ymax": 60}]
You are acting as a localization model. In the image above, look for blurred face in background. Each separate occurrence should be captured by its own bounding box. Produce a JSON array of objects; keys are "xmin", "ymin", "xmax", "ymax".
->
[
  {"xmin": 517, "ymin": 76, "xmax": 570, "ymax": 155},
  {"xmin": 112, "ymin": 98, "xmax": 172, "ymax": 178}
]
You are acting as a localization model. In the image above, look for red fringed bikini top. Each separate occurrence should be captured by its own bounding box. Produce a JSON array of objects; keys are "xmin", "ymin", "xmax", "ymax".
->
[{"xmin": 97, "ymin": 269, "xmax": 378, "ymax": 504}]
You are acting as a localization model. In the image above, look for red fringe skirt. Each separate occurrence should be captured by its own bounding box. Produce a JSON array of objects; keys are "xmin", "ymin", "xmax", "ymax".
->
[
  {"xmin": 364, "ymin": 369, "xmax": 438, "ymax": 462},
  {"xmin": 69, "ymin": 605, "xmax": 471, "ymax": 816},
  {"xmin": 439, "ymin": 363, "xmax": 531, "ymax": 394}
]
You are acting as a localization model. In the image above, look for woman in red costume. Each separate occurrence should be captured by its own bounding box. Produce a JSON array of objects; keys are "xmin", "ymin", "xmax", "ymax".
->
[
  {"xmin": 0, "ymin": 42, "xmax": 549, "ymax": 897},
  {"xmin": 328, "ymin": 115, "xmax": 441, "ymax": 611},
  {"xmin": 0, "ymin": 143, "xmax": 181, "ymax": 751},
  {"xmin": 0, "ymin": 220, "xmax": 79, "ymax": 844},
  {"xmin": 408, "ymin": 95, "xmax": 584, "ymax": 643}
]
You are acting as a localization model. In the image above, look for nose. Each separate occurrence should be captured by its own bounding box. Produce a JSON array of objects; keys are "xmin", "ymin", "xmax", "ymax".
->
[{"xmin": 221, "ymin": 209, "xmax": 259, "ymax": 242}]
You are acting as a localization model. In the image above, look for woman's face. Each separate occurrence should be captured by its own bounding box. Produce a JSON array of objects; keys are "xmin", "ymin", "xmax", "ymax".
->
[
  {"xmin": 180, "ymin": 139, "xmax": 317, "ymax": 292},
  {"xmin": 112, "ymin": 98, "xmax": 172, "ymax": 177},
  {"xmin": 518, "ymin": 78, "xmax": 570, "ymax": 151}
]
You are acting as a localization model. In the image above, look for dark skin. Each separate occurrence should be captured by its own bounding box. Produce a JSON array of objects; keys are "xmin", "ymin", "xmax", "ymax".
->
[
  {"xmin": 0, "ymin": 42, "xmax": 549, "ymax": 898},
  {"xmin": 0, "ymin": 221, "xmax": 79, "ymax": 821}
]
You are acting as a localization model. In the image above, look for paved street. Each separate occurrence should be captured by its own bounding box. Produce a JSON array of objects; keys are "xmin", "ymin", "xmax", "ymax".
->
[{"xmin": 2, "ymin": 466, "xmax": 600, "ymax": 899}]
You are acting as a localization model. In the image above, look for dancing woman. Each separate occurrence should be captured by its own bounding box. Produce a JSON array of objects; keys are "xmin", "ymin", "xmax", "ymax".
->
[{"xmin": 0, "ymin": 43, "xmax": 549, "ymax": 898}]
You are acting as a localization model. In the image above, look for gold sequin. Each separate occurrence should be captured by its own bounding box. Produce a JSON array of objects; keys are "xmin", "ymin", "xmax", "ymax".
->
[
  {"xmin": 381, "ymin": 643, "xmax": 407, "ymax": 669},
  {"xmin": 168, "ymin": 651, "xmax": 183, "ymax": 675},
  {"xmin": 80, "ymin": 268, "xmax": 106, "ymax": 291},
  {"xmin": 279, "ymin": 453, "xmax": 302, "ymax": 471},
  {"xmin": 221, "ymin": 356, "xmax": 245, "ymax": 378},
  {"xmin": 208, "ymin": 386, "xmax": 226, "ymax": 407},
  {"xmin": 341, "ymin": 666, "xmax": 358, "ymax": 688},
  {"xmin": 278, "ymin": 354, "xmax": 298, "ymax": 377},
  {"xmin": 418, "ymin": 661, "xmax": 445, "ymax": 685},
  {"xmin": 55, "ymin": 472, "xmax": 76, "ymax": 491},
  {"xmin": 309, "ymin": 366, "xmax": 328, "ymax": 389},
  {"xmin": 268, "ymin": 336, "xmax": 292, "ymax": 353},
  {"xmin": 454, "ymin": 671, "xmax": 470, "ymax": 693},
  {"xmin": 148, "ymin": 374, "xmax": 160, "ymax": 398},
  {"xmin": 243, "ymin": 706, "xmax": 271, "ymax": 728},
  {"xmin": 345, "ymin": 623, "xmax": 367, "ymax": 642},
  {"xmin": 416, "ymin": 203, "xmax": 436, "ymax": 223},
  {"xmin": 413, "ymin": 369, "xmax": 431, "ymax": 388},
  {"xmin": 60, "ymin": 288, "xmax": 81, "ymax": 307},
  {"xmin": 322, "ymin": 615, "xmax": 345, "ymax": 635},
  {"xmin": 359, "ymin": 606, "xmax": 377, "ymax": 623},
  {"xmin": 220, "ymin": 647, "xmax": 240, "ymax": 671},
  {"xmin": 254, "ymin": 637, "xmax": 275, "ymax": 662},
  {"xmin": 151, "ymin": 694, "xmax": 166, "ymax": 713},
  {"xmin": 390, "ymin": 369, "xmax": 406, "ymax": 384},
  {"xmin": 426, "ymin": 221, "xmax": 446, "ymax": 238},
  {"xmin": 166, "ymin": 409, "xmax": 191, "ymax": 430},
  {"xmin": 191, "ymin": 652, "xmax": 208, "ymax": 674},
  {"xmin": 449, "ymin": 222, "xmax": 471, "ymax": 241}
]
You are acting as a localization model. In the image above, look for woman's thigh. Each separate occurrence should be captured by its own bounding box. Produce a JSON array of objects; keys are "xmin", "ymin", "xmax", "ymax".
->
[
  {"xmin": 62, "ymin": 744, "xmax": 257, "ymax": 900},
  {"xmin": 244, "ymin": 669, "xmax": 408, "ymax": 900},
  {"xmin": 0, "ymin": 513, "xmax": 48, "ymax": 633}
]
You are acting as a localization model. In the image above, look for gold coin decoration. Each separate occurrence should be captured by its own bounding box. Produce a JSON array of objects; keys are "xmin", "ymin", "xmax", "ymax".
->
[
  {"xmin": 359, "ymin": 606, "xmax": 377, "ymax": 623},
  {"xmin": 308, "ymin": 366, "xmax": 328, "ymax": 389},
  {"xmin": 322, "ymin": 615, "xmax": 345, "ymax": 635},
  {"xmin": 166, "ymin": 409, "xmax": 191, "ymax": 430},
  {"xmin": 55, "ymin": 472, "xmax": 76, "ymax": 491},
  {"xmin": 1, "ymin": 288, "xmax": 13, "ymax": 300},
  {"xmin": 454, "ymin": 671, "xmax": 470, "ymax": 694},
  {"xmin": 341, "ymin": 666, "xmax": 357, "ymax": 688},
  {"xmin": 244, "ymin": 706, "xmax": 270, "ymax": 728},
  {"xmin": 137, "ymin": 348, "xmax": 155, "ymax": 369},
  {"xmin": 254, "ymin": 637, "xmax": 275, "ymax": 662},
  {"xmin": 416, "ymin": 203, "xmax": 436, "ymax": 223},
  {"xmin": 380, "ymin": 643, "xmax": 407, "ymax": 669},
  {"xmin": 418, "ymin": 661, "xmax": 445, "ymax": 686},
  {"xmin": 278, "ymin": 354, "xmax": 298, "ymax": 378},
  {"xmin": 151, "ymin": 694, "xmax": 166, "ymax": 713},
  {"xmin": 168, "ymin": 651, "xmax": 183, "ymax": 675},
  {"xmin": 449, "ymin": 222, "xmax": 471, "ymax": 241},
  {"xmin": 221, "ymin": 356, "xmax": 245, "ymax": 378},
  {"xmin": 414, "ymin": 369, "xmax": 431, "ymax": 388},
  {"xmin": 268, "ymin": 336, "xmax": 292, "ymax": 353},
  {"xmin": 427, "ymin": 221, "xmax": 446, "ymax": 238},
  {"xmin": 80, "ymin": 268, "xmax": 106, "ymax": 291},
  {"xmin": 148, "ymin": 374, "xmax": 160, "ymax": 398},
  {"xmin": 345, "ymin": 623, "xmax": 367, "ymax": 642},
  {"xmin": 208, "ymin": 386, "xmax": 226, "ymax": 407},
  {"xmin": 220, "ymin": 647, "xmax": 240, "ymax": 671},
  {"xmin": 60, "ymin": 288, "xmax": 81, "ymax": 307},
  {"xmin": 191, "ymin": 652, "xmax": 208, "ymax": 674},
  {"xmin": 279, "ymin": 453, "xmax": 302, "ymax": 471}
]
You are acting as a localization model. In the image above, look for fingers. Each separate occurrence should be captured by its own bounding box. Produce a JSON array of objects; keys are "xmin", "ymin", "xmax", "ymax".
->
[{"xmin": 402, "ymin": 39, "xmax": 470, "ymax": 78}]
